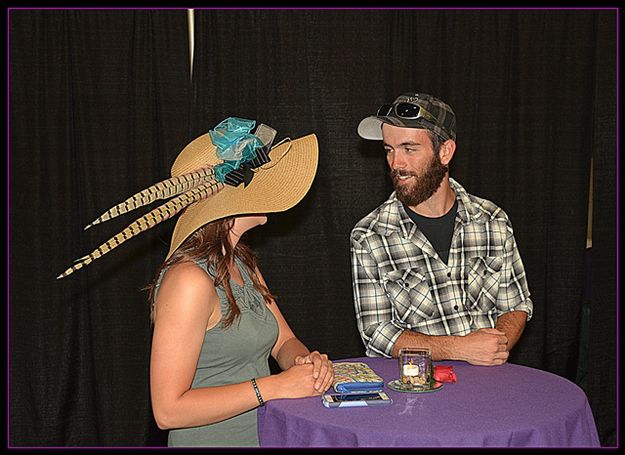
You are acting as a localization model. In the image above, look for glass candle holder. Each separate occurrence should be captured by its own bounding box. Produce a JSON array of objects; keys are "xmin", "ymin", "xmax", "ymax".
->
[{"xmin": 399, "ymin": 348, "xmax": 432, "ymax": 390}]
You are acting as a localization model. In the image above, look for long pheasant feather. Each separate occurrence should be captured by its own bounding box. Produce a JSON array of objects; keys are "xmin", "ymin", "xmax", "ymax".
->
[
  {"xmin": 57, "ymin": 180, "xmax": 224, "ymax": 279},
  {"xmin": 84, "ymin": 166, "xmax": 215, "ymax": 230}
]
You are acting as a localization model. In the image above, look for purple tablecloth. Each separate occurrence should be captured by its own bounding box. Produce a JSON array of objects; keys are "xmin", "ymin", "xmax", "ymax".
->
[{"xmin": 258, "ymin": 357, "xmax": 600, "ymax": 447}]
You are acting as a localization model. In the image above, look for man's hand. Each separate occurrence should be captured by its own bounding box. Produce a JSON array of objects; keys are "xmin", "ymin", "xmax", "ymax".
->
[{"xmin": 458, "ymin": 328, "xmax": 509, "ymax": 365}]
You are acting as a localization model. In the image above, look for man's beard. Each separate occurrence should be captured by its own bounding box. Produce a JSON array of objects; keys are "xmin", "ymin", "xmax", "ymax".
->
[{"xmin": 391, "ymin": 154, "xmax": 448, "ymax": 207}]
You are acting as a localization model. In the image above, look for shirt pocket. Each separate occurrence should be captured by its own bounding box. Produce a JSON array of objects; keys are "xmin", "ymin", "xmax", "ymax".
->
[
  {"xmin": 466, "ymin": 256, "xmax": 503, "ymax": 311},
  {"xmin": 382, "ymin": 268, "xmax": 436, "ymax": 327}
]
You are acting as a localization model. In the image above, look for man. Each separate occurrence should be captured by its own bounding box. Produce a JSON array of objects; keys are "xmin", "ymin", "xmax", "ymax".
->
[{"xmin": 351, "ymin": 93, "xmax": 533, "ymax": 366}]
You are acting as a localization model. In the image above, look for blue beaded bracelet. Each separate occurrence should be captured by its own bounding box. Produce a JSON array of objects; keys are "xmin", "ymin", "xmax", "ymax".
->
[{"xmin": 250, "ymin": 377, "xmax": 265, "ymax": 407}]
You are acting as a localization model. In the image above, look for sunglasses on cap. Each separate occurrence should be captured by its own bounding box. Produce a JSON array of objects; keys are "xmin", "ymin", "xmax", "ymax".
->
[{"xmin": 377, "ymin": 102, "xmax": 437, "ymax": 123}]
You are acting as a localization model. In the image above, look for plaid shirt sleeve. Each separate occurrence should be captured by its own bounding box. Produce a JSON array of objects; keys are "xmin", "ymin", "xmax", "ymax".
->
[
  {"xmin": 351, "ymin": 232, "xmax": 403, "ymax": 358},
  {"xmin": 496, "ymin": 221, "xmax": 533, "ymax": 319}
]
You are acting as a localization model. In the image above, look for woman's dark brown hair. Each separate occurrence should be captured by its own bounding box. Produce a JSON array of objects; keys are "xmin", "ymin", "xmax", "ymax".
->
[{"xmin": 145, "ymin": 216, "xmax": 275, "ymax": 327}]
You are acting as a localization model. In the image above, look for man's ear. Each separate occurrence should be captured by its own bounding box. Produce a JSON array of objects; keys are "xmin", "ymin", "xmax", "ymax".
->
[{"xmin": 439, "ymin": 139, "xmax": 456, "ymax": 166}]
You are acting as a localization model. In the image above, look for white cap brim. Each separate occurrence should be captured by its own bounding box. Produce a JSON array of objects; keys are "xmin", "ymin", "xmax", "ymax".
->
[{"xmin": 357, "ymin": 116, "xmax": 386, "ymax": 140}]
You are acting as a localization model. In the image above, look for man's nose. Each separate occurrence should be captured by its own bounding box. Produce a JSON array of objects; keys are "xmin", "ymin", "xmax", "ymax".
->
[{"xmin": 390, "ymin": 151, "xmax": 407, "ymax": 170}]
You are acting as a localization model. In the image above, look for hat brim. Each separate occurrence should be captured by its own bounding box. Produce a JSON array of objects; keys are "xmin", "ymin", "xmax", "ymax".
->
[
  {"xmin": 357, "ymin": 116, "xmax": 387, "ymax": 140},
  {"xmin": 166, "ymin": 133, "xmax": 318, "ymax": 259},
  {"xmin": 357, "ymin": 116, "xmax": 438, "ymax": 140}
]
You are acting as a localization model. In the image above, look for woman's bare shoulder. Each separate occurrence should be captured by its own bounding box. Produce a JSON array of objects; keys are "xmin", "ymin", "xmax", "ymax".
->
[
  {"xmin": 151, "ymin": 262, "xmax": 219, "ymax": 366},
  {"xmin": 157, "ymin": 261, "xmax": 216, "ymax": 307}
]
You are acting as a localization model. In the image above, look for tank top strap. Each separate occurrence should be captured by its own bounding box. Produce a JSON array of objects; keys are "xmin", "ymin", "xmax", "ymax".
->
[{"xmin": 154, "ymin": 257, "xmax": 264, "ymax": 316}]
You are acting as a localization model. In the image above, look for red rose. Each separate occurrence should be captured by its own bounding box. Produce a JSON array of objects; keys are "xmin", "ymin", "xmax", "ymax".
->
[{"xmin": 434, "ymin": 365, "xmax": 457, "ymax": 383}]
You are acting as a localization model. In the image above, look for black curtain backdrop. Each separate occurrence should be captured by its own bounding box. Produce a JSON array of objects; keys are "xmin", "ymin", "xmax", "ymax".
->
[
  {"xmin": 8, "ymin": 8, "xmax": 618, "ymax": 447},
  {"xmin": 9, "ymin": 10, "xmax": 190, "ymax": 446}
]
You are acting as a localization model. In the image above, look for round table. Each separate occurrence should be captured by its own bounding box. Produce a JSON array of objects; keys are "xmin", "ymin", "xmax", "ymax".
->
[{"xmin": 258, "ymin": 357, "xmax": 600, "ymax": 447}]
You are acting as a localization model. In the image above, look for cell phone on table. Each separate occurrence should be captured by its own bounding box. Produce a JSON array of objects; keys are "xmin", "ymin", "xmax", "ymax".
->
[{"xmin": 322, "ymin": 391, "xmax": 393, "ymax": 408}]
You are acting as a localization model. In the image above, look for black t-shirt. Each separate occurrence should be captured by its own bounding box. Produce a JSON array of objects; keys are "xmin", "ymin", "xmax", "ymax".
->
[{"xmin": 403, "ymin": 198, "xmax": 458, "ymax": 264}]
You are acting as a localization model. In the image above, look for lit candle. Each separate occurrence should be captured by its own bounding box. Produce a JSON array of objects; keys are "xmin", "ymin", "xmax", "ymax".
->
[{"xmin": 403, "ymin": 364, "xmax": 420, "ymax": 377}]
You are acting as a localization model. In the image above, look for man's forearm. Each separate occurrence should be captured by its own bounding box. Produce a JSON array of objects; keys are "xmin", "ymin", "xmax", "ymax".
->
[
  {"xmin": 391, "ymin": 324, "xmax": 514, "ymax": 366},
  {"xmin": 495, "ymin": 310, "xmax": 528, "ymax": 351},
  {"xmin": 391, "ymin": 330, "xmax": 458, "ymax": 360}
]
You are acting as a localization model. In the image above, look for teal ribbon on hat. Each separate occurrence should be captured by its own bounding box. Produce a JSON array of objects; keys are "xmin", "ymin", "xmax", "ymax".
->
[{"xmin": 210, "ymin": 117, "xmax": 264, "ymax": 183}]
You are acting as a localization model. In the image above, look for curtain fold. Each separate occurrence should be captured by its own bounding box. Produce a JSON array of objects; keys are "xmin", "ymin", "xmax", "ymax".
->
[
  {"xmin": 10, "ymin": 10, "xmax": 189, "ymax": 446},
  {"xmin": 587, "ymin": 11, "xmax": 617, "ymax": 446}
]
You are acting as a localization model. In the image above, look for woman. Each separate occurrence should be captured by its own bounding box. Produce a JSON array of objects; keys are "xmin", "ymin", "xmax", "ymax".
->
[
  {"xmin": 147, "ymin": 214, "xmax": 333, "ymax": 446},
  {"xmin": 58, "ymin": 117, "xmax": 333, "ymax": 446}
]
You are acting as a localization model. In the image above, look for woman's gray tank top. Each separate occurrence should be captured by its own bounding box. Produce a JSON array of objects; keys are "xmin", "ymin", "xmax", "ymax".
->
[{"xmin": 153, "ymin": 257, "xmax": 278, "ymax": 447}]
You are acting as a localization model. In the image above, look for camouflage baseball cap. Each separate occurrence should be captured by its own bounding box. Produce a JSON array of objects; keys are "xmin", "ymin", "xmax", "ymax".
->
[{"xmin": 357, "ymin": 93, "xmax": 456, "ymax": 141}]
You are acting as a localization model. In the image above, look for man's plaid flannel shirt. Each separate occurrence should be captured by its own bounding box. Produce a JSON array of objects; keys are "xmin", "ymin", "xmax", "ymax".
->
[{"xmin": 350, "ymin": 178, "xmax": 533, "ymax": 357}]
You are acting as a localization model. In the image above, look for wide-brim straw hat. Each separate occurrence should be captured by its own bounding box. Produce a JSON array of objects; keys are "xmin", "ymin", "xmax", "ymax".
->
[
  {"xmin": 57, "ymin": 125, "xmax": 318, "ymax": 279},
  {"xmin": 167, "ymin": 132, "xmax": 318, "ymax": 259}
]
